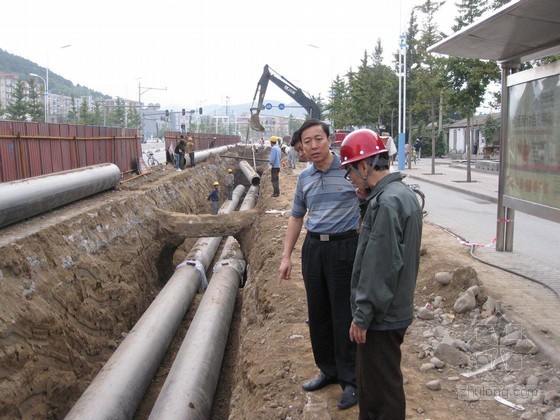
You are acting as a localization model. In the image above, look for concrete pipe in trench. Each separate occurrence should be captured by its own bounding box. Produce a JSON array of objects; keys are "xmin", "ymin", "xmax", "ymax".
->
[
  {"xmin": 65, "ymin": 184, "xmax": 248, "ymax": 420},
  {"xmin": 0, "ymin": 163, "xmax": 121, "ymax": 229},
  {"xmin": 239, "ymin": 159, "xmax": 260, "ymax": 186},
  {"xmin": 148, "ymin": 236, "xmax": 246, "ymax": 419},
  {"xmin": 190, "ymin": 145, "xmax": 232, "ymax": 167}
]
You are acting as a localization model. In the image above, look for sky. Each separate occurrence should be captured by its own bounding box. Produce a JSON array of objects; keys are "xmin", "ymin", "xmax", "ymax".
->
[{"xmin": 1, "ymin": 0, "xmax": 457, "ymax": 112}]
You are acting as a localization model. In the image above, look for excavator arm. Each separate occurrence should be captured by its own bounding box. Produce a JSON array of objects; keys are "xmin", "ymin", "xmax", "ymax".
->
[{"xmin": 250, "ymin": 64, "xmax": 321, "ymax": 132}]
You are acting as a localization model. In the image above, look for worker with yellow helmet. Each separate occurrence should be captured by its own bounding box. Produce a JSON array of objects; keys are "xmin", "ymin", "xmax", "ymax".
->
[
  {"xmin": 186, "ymin": 136, "xmax": 195, "ymax": 167},
  {"xmin": 225, "ymin": 168, "xmax": 235, "ymax": 200},
  {"xmin": 208, "ymin": 181, "xmax": 220, "ymax": 214},
  {"xmin": 269, "ymin": 136, "xmax": 281, "ymax": 197}
]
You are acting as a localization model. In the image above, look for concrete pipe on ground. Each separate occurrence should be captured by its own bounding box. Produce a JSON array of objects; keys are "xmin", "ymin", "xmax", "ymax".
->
[
  {"xmin": 65, "ymin": 184, "xmax": 247, "ymax": 420},
  {"xmin": 0, "ymin": 163, "xmax": 121, "ymax": 229}
]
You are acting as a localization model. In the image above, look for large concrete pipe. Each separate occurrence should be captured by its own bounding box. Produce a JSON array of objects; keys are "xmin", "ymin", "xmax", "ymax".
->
[
  {"xmin": 239, "ymin": 185, "xmax": 259, "ymax": 211},
  {"xmin": 0, "ymin": 163, "xmax": 121, "ymax": 229},
  {"xmin": 65, "ymin": 184, "xmax": 246, "ymax": 420},
  {"xmin": 239, "ymin": 159, "xmax": 261, "ymax": 186},
  {"xmin": 191, "ymin": 145, "xmax": 231, "ymax": 167},
  {"xmin": 149, "ymin": 237, "xmax": 246, "ymax": 419}
]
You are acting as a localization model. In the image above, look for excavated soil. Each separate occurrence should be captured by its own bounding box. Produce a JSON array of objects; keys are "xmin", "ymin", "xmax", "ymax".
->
[{"xmin": 1, "ymin": 147, "xmax": 559, "ymax": 419}]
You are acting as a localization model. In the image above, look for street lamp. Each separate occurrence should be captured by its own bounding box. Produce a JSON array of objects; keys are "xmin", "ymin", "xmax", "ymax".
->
[{"xmin": 29, "ymin": 73, "xmax": 47, "ymax": 122}]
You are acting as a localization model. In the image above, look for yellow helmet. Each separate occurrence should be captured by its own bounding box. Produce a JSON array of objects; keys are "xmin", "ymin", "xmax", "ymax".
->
[
  {"xmin": 227, "ymin": 168, "xmax": 233, "ymax": 173},
  {"xmin": 213, "ymin": 181, "xmax": 219, "ymax": 186},
  {"xmin": 269, "ymin": 136, "xmax": 278, "ymax": 143},
  {"xmin": 188, "ymin": 136, "xmax": 193, "ymax": 141}
]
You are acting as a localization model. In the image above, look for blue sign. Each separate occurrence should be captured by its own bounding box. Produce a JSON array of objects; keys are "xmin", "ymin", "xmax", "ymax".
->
[
  {"xmin": 265, "ymin": 103, "xmax": 272, "ymax": 110},
  {"xmin": 278, "ymin": 103, "xmax": 285, "ymax": 110}
]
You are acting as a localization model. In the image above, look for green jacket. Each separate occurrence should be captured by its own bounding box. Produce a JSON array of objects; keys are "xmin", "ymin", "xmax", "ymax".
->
[{"xmin": 351, "ymin": 172, "xmax": 423, "ymax": 331}]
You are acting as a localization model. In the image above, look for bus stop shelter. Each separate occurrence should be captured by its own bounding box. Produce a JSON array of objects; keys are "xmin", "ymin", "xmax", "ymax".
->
[{"xmin": 428, "ymin": 0, "xmax": 560, "ymax": 252}]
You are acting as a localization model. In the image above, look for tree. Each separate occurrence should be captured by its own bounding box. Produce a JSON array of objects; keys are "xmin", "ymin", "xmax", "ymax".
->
[
  {"xmin": 27, "ymin": 78, "xmax": 44, "ymax": 122},
  {"xmin": 446, "ymin": 0, "xmax": 500, "ymax": 181},
  {"xmin": 325, "ymin": 75, "xmax": 352, "ymax": 129},
  {"xmin": 106, "ymin": 98, "xmax": 126, "ymax": 127},
  {"xmin": 78, "ymin": 97, "xmax": 93, "ymax": 125},
  {"xmin": 67, "ymin": 95, "xmax": 78, "ymax": 123},
  {"xmin": 92, "ymin": 99, "xmax": 105, "ymax": 125},
  {"xmin": 6, "ymin": 80, "xmax": 28, "ymax": 121},
  {"xmin": 127, "ymin": 106, "xmax": 141, "ymax": 129},
  {"xmin": 481, "ymin": 114, "xmax": 500, "ymax": 146}
]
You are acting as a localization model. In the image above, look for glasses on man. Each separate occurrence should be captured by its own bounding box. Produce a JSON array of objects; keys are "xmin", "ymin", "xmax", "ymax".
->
[{"xmin": 344, "ymin": 164, "xmax": 360, "ymax": 181}]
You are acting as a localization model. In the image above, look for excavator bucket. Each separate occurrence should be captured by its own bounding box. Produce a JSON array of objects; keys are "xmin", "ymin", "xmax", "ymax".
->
[{"xmin": 250, "ymin": 109, "xmax": 265, "ymax": 132}]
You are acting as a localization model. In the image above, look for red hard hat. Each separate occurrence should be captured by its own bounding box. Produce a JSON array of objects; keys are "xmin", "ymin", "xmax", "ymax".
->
[{"xmin": 339, "ymin": 129, "xmax": 387, "ymax": 168}]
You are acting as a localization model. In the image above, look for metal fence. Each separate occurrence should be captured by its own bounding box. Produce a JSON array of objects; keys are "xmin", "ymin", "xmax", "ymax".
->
[{"xmin": 0, "ymin": 121, "xmax": 140, "ymax": 182}]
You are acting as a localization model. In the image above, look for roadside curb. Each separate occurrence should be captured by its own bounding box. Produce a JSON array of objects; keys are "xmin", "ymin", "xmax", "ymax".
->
[{"xmin": 404, "ymin": 172, "xmax": 498, "ymax": 204}]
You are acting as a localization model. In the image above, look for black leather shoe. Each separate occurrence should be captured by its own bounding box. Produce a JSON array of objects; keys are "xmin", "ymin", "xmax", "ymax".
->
[
  {"xmin": 302, "ymin": 372, "xmax": 337, "ymax": 392},
  {"xmin": 338, "ymin": 385, "xmax": 358, "ymax": 410}
]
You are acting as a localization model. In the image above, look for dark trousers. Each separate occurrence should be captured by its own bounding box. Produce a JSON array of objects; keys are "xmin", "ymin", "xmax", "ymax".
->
[
  {"xmin": 302, "ymin": 233, "xmax": 357, "ymax": 387},
  {"xmin": 189, "ymin": 152, "xmax": 195, "ymax": 167},
  {"xmin": 356, "ymin": 328, "xmax": 407, "ymax": 420},
  {"xmin": 271, "ymin": 167, "xmax": 280, "ymax": 195}
]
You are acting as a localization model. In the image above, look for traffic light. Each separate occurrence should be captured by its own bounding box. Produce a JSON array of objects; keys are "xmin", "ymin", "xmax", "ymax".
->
[
  {"xmin": 182, "ymin": 108, "xmax": 186, "ymax": 116},
  {"xmin": 199, "ymin": 107, "xmax": 203, "ymax": 115},
  {"xmin": 165, "ymin": 109, "xmax": 169, "ymax": 117}
]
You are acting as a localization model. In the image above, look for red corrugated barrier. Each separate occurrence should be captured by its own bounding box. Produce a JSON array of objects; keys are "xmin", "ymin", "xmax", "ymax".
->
[{"xmin": 0, "ymin": 121, "xmax": 140, "ymax": 182}]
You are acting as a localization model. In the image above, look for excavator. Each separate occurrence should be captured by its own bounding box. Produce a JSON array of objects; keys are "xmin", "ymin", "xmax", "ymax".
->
[{"xmin": 249, "ymin": 64, "xmax": 321, "ymax": 132}]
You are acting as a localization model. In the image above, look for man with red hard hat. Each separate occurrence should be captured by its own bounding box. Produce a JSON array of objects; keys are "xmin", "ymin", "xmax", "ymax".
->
[{"xmin": 339, "ymin": 128, "xmax": 423, "ymax": 420}]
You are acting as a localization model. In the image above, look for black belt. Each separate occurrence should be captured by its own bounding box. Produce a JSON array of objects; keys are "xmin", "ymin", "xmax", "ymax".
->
[{"xmin": 308, "ymin": 230, "xmax": 358, "ymax": 242}]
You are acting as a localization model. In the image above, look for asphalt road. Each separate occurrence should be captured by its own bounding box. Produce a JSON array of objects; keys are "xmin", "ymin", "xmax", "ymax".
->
[{"xmin": 416, "ymin": 180, "xmax": 560, "ymax": 271}]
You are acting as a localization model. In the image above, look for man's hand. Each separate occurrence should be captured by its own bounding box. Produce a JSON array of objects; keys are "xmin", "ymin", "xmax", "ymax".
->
[
  {"xmin": 349, "ymin": 321, "xmax": 367, "ymax": 344},
  {"xmin": 278, "ymin": 257, "xmax": 292, "ymax": 284}
]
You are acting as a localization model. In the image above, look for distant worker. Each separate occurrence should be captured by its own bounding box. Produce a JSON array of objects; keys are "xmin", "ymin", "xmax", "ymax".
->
[
  {"xmin": 210, "ymin": 137, "xmax": 216, "ymax": 148},
  {"xmin": 269, "ymin": 136, "xmax": 281, "ymax": 197},
  {"xmin": 379, "ymin": 132, "xmax": 397, "ymax": 167},
  {"xmin": 405, "ymin": 143, "xmax": 411, "ymax": 164},
  {"xmin": 414, "ymin": 137, "xmax": 423, "ymax": 160},
  {"xmin": 186, "ymin": 137, "xmax": 195, "ymax": 167},
  {"xmin": 174, "ymin": 136, "xmax": 186, "ymax": 172},
  {"xmin": 287, "ymin": 145, "xmax": 298, "ymax": 169},
  {"xmin": 225, "ymin": 168, "xmax": 235, "ymax": 200},
  {"xmin": 207, "ymin": 181, "xmax": 220, "ymax": 215}
]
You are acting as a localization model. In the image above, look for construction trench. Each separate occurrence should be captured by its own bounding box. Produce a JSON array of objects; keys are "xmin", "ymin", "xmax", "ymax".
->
[{"xmin": 0, "ymin": 145, "xmax": 280, "ymax": 419}]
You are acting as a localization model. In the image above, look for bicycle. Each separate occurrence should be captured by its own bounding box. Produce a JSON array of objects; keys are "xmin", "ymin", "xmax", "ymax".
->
[
  {"xmin": 146, "ymin": 152, "xmax": 159, "ymax": 166},
  {"xmin": 407, "ymin": 183, "xmax": 425, "ymax": 212}
]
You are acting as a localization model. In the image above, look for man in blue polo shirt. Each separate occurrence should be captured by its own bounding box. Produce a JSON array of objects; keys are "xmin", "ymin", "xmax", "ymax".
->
[
  {"xmin": 269, "ymin": 136, "xmax": 281, "ymax": 197},
  {"xmin": 278, "ymin": 119, "xmax": 359, "ymax": 410}
]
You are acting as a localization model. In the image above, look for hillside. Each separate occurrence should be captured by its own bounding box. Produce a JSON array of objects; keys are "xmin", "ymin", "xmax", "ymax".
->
[{"xmin": 0, "ymin": 48, "xmax": 108, "ymax": 99}]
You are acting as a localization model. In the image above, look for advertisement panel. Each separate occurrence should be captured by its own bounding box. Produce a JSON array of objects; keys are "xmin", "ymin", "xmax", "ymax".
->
[{"xmin": 504, "ymin": 62, "xmax": 560, "ymax": 222}]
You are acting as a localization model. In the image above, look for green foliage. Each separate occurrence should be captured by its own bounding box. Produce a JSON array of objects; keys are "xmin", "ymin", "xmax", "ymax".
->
[
  {"xmin": 481, "ymin": 114, "xmax": 500, "ymax": 145},
  {"xmin": 6, "ymin": 80, "xmax": 28, "ymax": 121},
  {"xmin": 419, "ymin": 130, "xmax": 447, "ymax": 157},
  {"xmin": 27, "ymin": 78, "xmax": 44, "ymax": 122},
  {"xmin": 447, "ymin": 0, "xmax": 500, "ymax": 119},
  {"xmin": 127, "ymin": 106, "xmax": 141, "ymax": 129}
]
